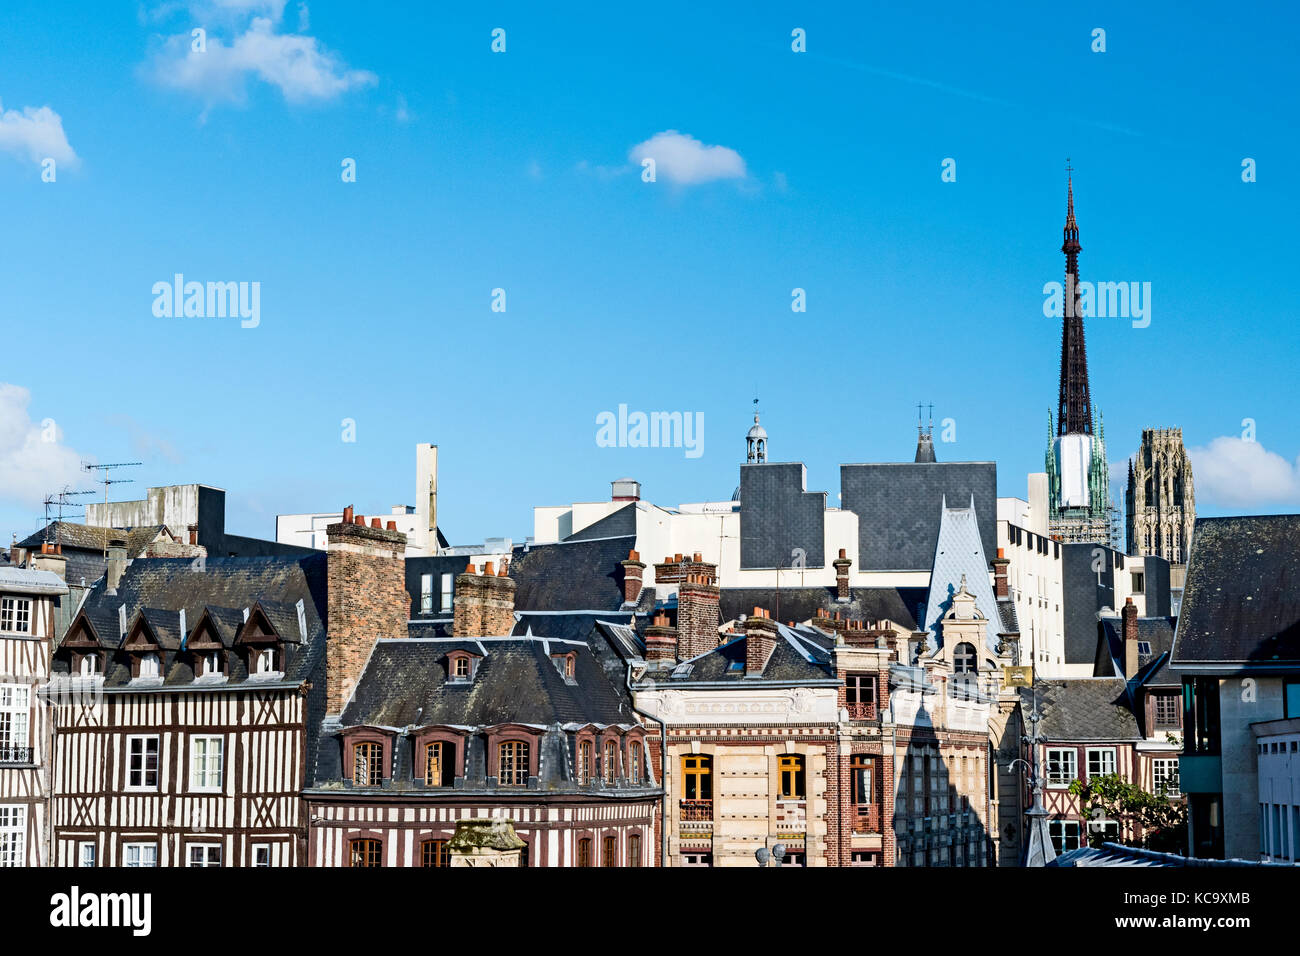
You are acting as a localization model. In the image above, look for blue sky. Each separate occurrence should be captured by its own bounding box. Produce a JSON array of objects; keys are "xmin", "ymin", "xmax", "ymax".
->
[{"xmin": 2, "ymin": 0, "xmax": 1298, "ymax": 546}]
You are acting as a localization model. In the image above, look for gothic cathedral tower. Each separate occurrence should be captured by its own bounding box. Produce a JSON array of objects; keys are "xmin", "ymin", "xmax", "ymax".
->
[
  {"xmin": 1045, "ymin": 172, "xmax": 1114, "ymax": 545},
  {"xmin": 1126, "ymin": 428, "xmax": 1196, "ymax": 566}
]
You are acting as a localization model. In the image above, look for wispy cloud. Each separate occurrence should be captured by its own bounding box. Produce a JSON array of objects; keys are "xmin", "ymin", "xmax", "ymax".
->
[
  {"xmin": 107, "ymin": 413, "xmax": 184, "ymax": 465},
  {"xmin": 0, "ymin": 384, "xmax": 91, "ymax": 510},
  {"xmin": 1188, "ymin": 436, "xmax": 1300, "ymax": 508},
  {"xmin": 627, "ymin": 130, "xmax": 747, "ymax": 186},
  {"xmin": 0, "ymin": 100, "xmax": 78, "ymax": 167},
  {"xmin": 146, "ymin": 16, "xmax": 376, "ymax": 106}
]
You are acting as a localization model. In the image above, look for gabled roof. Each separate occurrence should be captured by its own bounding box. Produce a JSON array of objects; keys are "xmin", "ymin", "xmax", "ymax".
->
[
  {"xmin": 1096, "ymin": 616, "xmax": 1178, "ymax": 686},
  {"xmin": 1171, "ymin": 515, "xmax": 1300, "ymax": 669},
  {"xmin": 924, "ymin": 497, "xmax": 1000, "ymax": 653},
  {"xmin": 655, "ymin": 623, "xmax": 836, "ymax": 684},
  {"xmin": 18, "ymin": 522, "xmax": 169, "ymax": 555},
  {"xmin": 1018, "ymin": 678, "xmax": 1141, "ymax": 741},
  {"xmin": 51, "ymin": 554, "xmax": 327, "ymax": 689}
]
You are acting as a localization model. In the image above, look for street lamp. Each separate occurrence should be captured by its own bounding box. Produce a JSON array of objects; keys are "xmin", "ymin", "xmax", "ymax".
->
[{"xmin": 755, "ymin": 843, "xmax": 786, "ymax": 867}]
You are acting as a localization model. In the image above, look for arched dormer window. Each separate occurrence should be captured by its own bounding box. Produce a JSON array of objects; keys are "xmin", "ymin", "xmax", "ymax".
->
[
  {"xmin": 353, "ymin": 740, "xmax": 383, "ymax": 786},
  {"xmin": 447, "ymin": 651, "xmax": 478, "ymax": 682},
  {"xmin": 628, "ymin": 740, "xmax": 642, "ymax": 784},
  {"xmin": 953, "ymin": 643, "xmax": 977, "ymax": 674},
  {"xmin": 603, "ymin": 739, "xmax": 618, "ymax": 784},
  {"xmin": 498, "ymin": 740, "xmax": 530, "ymax": 786},
  {"xmin": 577, "ymin": 739, "xmax": 593, "ymax": 785}
]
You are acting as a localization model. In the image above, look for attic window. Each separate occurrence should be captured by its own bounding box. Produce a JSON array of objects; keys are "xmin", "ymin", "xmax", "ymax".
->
[
  {"xmin": 255, "ymin": 648, "xmax": 277, "ymax": 674},
  {"xmin": 78, "ymin": 654, "xmax": 99, "ymax": 677},
  {"xmin": 1136, "ymin": 641, "xmax": 1152, "ymax": 662},
  {"xmin": 200, "ymin": 651, "xmax": 222, "ymax": 677},
  {"xmin": 139, "ymin": 653, "xmax": 161, "ymax": 679},
  {"xmin": 552, "ymin": 653, "xmax": 577, "ymax": 680},
  {"xmin": 727, "ymin": 660, "xmax": 744, "ymax": 672},
  {"xmin": 447, "ymin": 652, "xmax": 476, "ymax": 682}
]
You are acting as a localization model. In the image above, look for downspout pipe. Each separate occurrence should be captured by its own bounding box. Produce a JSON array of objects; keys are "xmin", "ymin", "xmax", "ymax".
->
[{"xmin": 626, "ymin": 662, "xmax": 669, "ymax": 868}]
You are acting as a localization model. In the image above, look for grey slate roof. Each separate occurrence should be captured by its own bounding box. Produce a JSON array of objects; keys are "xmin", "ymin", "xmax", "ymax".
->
[
  {"xmin": 840, "ymin": 461, "xmax": 997, "ymax": 571},
  {"xmin": 0, "ymin": 566, "xmax": 69, "ymax": 596},
  {"xmin": 51, "ymin": 554, "xmax": 327, "ymax": 689},
  {"xmin": 718, "ymin": 586, "xmax": 926, "ymax": 631},
  {"xmin": 1052, "ymin": 842, "xmax": 1290, "ymax": 867},
  {"xmin": 1096, "ymin": 616, "xmax": 1178, "ymax": 686},
  {"xmin": 509, "ymin": 535, "xmax": 636, "ymax": 611},
  {"xmin": 1171, "ymin": 515, "xmax": 1300, "ymax": 668},
  {"xmin": 564, "ymin": 503, "xmax": 638, "ymax": 541},
  {"xmin": 923, "ymin": 497, "xmax": 1000, "ymax": 653},
  {"xmin": 1019, "ymin": 678, "xmax": 1141, "ymax": 741},
  {"xmin": 655, "ymin": 623, "xmax": 835, "ymax": 684},
  {"xmin": 340, "ymin": 637, "xmax": 634, "ymax": 729}
]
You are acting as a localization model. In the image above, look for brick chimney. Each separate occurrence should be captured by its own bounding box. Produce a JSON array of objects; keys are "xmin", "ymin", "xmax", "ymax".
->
[
  {"xmin": 453, "ymin": 560, "xmax": 516, "ymax": 637},
  {"xmin": 326, "ymin": 507, "xmax": 409, "ymax": 715},
  {"xmin": 1121, "ymin": 597, "xmax": 1140, "ymax": 678},
  {"xmin": 621, "ymin": 550, "xmax": 645, "ymax": 606},
  {"xmin": 31, "ymin": 540, "xmax": 67, "ymax": 581},
  {"xmin": 676, "ymin": 557, "xmax": 720, "ymax": 660},
  {"xmin": 745, "ymin": 607, "xmax": 779, "ymax": 676},
  {"xmin": 645, "ymin": 612, "xmax": 678, "ymax": 663},
  {"xmin": 993, "ymin": 548, "xmax": 1010, "ymax": 599},
  {"xmin": 833, "ymin": 548, "xmax": 852, "ymax": 601}
]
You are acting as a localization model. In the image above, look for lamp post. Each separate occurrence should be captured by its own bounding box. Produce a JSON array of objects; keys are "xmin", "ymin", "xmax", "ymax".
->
[{"xmin": 755, "ymin": 843, "xmax": 787, "ymax": 868}]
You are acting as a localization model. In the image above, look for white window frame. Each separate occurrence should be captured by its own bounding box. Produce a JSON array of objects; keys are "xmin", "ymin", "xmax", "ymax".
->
[
  {"xmin": 0, "ymin": 597, "xmax": 31, "ymax": 635},
  {"xmin": 200, "ymin": 651, "xmax": 221, "ymax": 677},
  {"xmin": 255, "ymin": 648, "xmax": 276, "ymax": 674},
  {"xmin": 1045, "ymin": 748, "xmax": 1077, "ymax": 787},
  {"xmin": 123, "ymin": 843, "xmax": 157, "ymax": 867},
  {"xmin": 0, "ymin": 684, "xmax": 30, "ymax": 752},
  {"xmin": 0, "ymin": 805, "xmax": 25, "ymax": 867},
  {"xmin": 190, "ymin": 735, "xmax": 224, "ymax": 792},
  {"xmin": 138, "ymin": 652, "xmax": 160, "ymax": 679},
  {"xmin": 78, "ymin": 841, "xmax": 96, "ymax": 867},
  {"xmin": 252, "ymin": 844, "xmax": 271, "ymax": 867},
  {"xmin": 420, "ymin": 574, "xmax": 434, "ymax": 614},
  {"xmin": 440, "ymin": 573, "xmax": 453, "ymax": 613},
  {"xmin": 1086, "ymin": 747, "xmax": 1116, "ymax": 781},
  {"xmin": 187, "ymin": 843, "xmax": 222, "ymax": 867},
  {"xmin": 126, "ymin": 735, "xmax": 160, "ymax": 791},
  {"xmin": 1152, "ymin": 758, "xmax": 1181, "ymax": 797},
  {"xmin": 1048, "ymin": 819, "xmax": 1082, "ymax": 854},
  {"xmin": 79, "ymin": 654, "xmax": 99, "ymax": 677}
]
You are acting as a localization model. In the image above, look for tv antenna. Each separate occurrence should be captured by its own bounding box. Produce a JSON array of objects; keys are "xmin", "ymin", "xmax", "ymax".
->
[
  {"xmin": 41, "ymin": 487, "xmax": 96, "ymax": 548},
  {"xmin": 82, "ymin": 461, "xmax": 142, "ymax": 557}
]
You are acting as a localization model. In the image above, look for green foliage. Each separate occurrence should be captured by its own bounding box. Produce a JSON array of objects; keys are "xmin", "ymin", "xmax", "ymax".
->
[{"xmin": 1067, "ymin": 772, "xmax": 1187, "ymax": 853}]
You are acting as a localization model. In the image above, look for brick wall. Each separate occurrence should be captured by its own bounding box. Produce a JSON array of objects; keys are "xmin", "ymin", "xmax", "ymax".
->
[
  {"xmin": 453, "ymin": 561, "xmax": 517, "ymax": 637},
  {"xmin": 326, "ymin": 516, "xmax": 409, "ymax": 714}
]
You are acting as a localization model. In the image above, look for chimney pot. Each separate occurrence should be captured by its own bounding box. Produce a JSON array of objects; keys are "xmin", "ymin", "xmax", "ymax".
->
[
  {"xmin": 371, "ymin": 518, "xmax": 381, "ymax": 528},
  {"xmin": 693, "ymin": 552, "xmax": 702, "ymax": 563},
  {"xmin": 386, "ymin": 521, "xmax": 397, "ymax": 531},
  {"xmin": 674, "ymin": 553, "xmax": 683, "ymax": 563},
  {"xmin": 354, "ymin": 515, "xmax": 365, "ymax": 526},
  {"xmin": 838, "ymin": 548, "xmax": 846, "ymax": 559},
  {"xmin": 629, "ymin": 549, "xmax": 640, "ymax": 561},
  {"xmin": 343, "ymin": 505, "xmax": 354, "ymax": 523},
  {"xmin": 484, "ymin": 561, "xmax": 495, "ymax": 577}
]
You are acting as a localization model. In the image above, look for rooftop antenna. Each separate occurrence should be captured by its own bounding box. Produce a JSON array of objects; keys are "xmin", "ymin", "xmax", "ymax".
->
[
  {"xmin": 82, "ymin": 461, "xmax": 142, "ymax": 558},
  {"xmin": 41, "ymin": 487, "xmax": 96, "ymax": 548}
]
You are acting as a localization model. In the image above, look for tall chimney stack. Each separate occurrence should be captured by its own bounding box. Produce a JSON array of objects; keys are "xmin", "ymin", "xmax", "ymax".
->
[
  {"xmin": 744, "ymin": 608, "xmax": 779, "ymax": 676},
  {"xmin": 993, "ymin": 549, "xmax": 1010, "ymax": 600},
  {"xmin": 106, "ymin": 538, "xmax": 128, "ymax": 592},
  {"xmin": 1121, "ymin": 597, "xmax": 1140, "ymax": 678},
  {"xmin": 326, "ymin": 507, "xmax": 408, "ymax": 714},
  {"xmin": 621, "ymin": 550, "xmax": 646, "ymax": 606},
  {"xmin": 676, "ymin": 559, "xmax": 720, "ymax": 660},
  {"xmin": 453, "ymin": 560, "xmax": 516, "ymax": 637},
  {"xmin": 833, "ymin": 548, "xmax": 852, "ymax": 602}
]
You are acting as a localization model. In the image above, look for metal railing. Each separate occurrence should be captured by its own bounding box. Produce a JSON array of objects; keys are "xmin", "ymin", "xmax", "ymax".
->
[
  {"xmin": 0, "ymin": 746, "xmax": 34, "ymax": 765},
  {"xmin": 846, "ymin": 702, "xmax": 877, "ymax": 720},
  {"xmin": 679, "ymin": 799, "xmax": 713, "ymax": 821}
]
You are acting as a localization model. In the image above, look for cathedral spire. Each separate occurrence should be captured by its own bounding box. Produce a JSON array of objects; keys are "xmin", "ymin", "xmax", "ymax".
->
[{"xmin": 1057, "ymin": 163, "xmax": 1092, "ymax": 436}]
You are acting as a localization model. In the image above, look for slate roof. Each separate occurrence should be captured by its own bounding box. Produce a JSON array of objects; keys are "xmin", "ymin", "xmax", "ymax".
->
[
  {"xmin": 718, "ymin": 586, "xmax": 926, "ymax": 632},
  {"xmin": 18, "ymin": 521, "xmax": 167, "ymax": 555},
  {"xmin": 340, "ymin": 637, "xmax": 636, "ymax": 729},
  {"xmin": 1019, "ymin": 678, "xmax": 1141, "ymax": 741},
  {"xmin": 50, "ymin": 554, "xmax": 328, "ymax": 689},
  {"xmin": 840, "ymin": 461, "xmax": 997, "ymax": 571},
  {"xmin": 564, "ymin": 503, "xmax": 638, "ymax": 541},
  {"xmin": 1096, "ymin": 616, "xmax": 1178, "ymax": 686},
  {"xmin": 997, "ymin": 598, "xmax": 1020, "ymax": 635},
  {"xmin": 511, "ymin": 609, "xmax": 639, "ymax": 643},
  {"xmin": 509, "ymin": 535, "xmax": 637, "ymax": 611},
  {"xmin": 0, "ymin": 566, "xmax": 69, "ymax": 596},
  {"xmin": 1052, "ymin": 842, "xmax": 1289, "ymax": 868},
  {"xmin": 923, "ymin": 497, "xmax": 1000, "ymax": 653},
  {"xmin": 1171, "ymin": 515, "xmax": 1300, "ymax": 668},
  {"xmin": 656, "ymin": 623, "xmax": 836, "ymax": 684}
]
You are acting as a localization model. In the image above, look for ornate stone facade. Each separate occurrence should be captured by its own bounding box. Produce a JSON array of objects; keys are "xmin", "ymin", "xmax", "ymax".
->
[{"xmin": 1126, "ymin": 428, "xmax": 1196, "ymax": 565}]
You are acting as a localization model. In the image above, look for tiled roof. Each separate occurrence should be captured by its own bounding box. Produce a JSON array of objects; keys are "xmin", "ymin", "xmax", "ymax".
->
[
  {"xmin": 509, "ymin": 535, "xmax": 636, "ymax": 611},
  {"xmin": 718, "ymin": 586, "xmax": 926, "ymax": 632},
  {"xmin": 1019, "ymin": 678, "xmax": 1140, "ymax": 741},
  {"xmin": 1172, "ymin": 515, "xmax": 1300, "ymax": 668}
]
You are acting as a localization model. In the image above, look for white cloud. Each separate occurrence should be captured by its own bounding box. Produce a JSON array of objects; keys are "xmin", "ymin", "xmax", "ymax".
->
[
  {"xmin": 627, "ymin": 130, "xmax": 747, "ymax": 185},
  {"xmin": 0, "ymin": 100, "xmax": 78, "ymax": 167},
  {"xmin": 148, "ymin": 16, "xmax": 376, "ymax": 105},
  {"xmin": 0, "ymin": 384, "xmax": 90, "ymax": 510},
  {"xmin": 1188, "ymin": 436, "xmax": 1300, "ymax": 508}
]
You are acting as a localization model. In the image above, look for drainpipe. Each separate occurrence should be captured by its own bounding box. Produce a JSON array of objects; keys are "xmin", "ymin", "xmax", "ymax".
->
[{"xmin": 626, "ymin": 662, "xmax": 669, "ymax": 868}]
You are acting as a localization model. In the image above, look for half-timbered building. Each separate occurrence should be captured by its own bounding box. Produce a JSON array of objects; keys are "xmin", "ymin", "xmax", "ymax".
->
[
  {"xmin": 44, "ymin": 540, "xmax": 341, "ymax": 866},
  {"xmin": 0, "ymin": 551, "xmax": 70, "ymax": 866}
]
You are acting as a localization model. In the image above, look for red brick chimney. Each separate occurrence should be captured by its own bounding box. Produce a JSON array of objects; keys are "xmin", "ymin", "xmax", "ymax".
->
[
  {"xmin": 453, "ymin": 560, "xmax": 516, "ymax": 637},
  {"xmin": 745, "ymin": 607, "xmax": 779, "ymax": 676},
  {"xmin": 326, "ymin": 506, "xmax": 408, "ymax": 715},
  {"xmin": 833, "ymin": 548, "xmax": 852, "ymax": 601},
  {"xmin": 676, "ymin": 560, "xmax": 720, "ymax": 660},
  {"xmin": 621, "ymin": 549, "xmax": 646, "ymax": 606},
  {"xmin": 1122, "ymin": 597, "xmax": 1140, "ymax": 678},
  {"xmin": 993, "ymin": 548, "xmax": 1010, "ymax": 599},
  {"xmin": 645, "ymin": 612, "xmax": 678, "ymax": 663}
]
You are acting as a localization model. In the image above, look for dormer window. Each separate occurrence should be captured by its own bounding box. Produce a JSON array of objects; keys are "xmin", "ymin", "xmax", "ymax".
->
[
  {"xmin": 552, "ymin": 652, "xmax": 577, "ymax": 681},
  {"xmin": 255, "ymin": 648, "xmax": 276, "ymax": 674},
  {"xmin": 200, "ymin": 651, "xmax": 222, "ymax": 677},
  {"xmin": 139, "ymin": 653, "xmax": 160, "ymax": 679},
  {"xmin": 447, "ymin": 652, "xmax": 477, "ymax": 682},
  {"xmin": 79, "ymin": 654, "xmax": 99, "ymax": 677}
]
